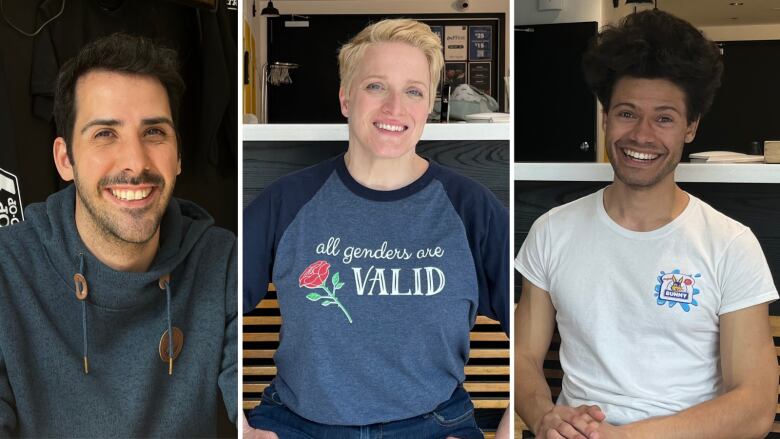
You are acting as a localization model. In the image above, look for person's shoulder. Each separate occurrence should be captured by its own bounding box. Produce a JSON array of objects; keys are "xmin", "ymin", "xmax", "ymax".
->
[
  {"xmin": 688, "ymin": 194, "xmax": 750, "ymax": 238},
  {"xmin": 432, "ymin": 161, "xmax": 504, "ymax": 211},
  {"xmin": 199, "ymin": 224, "xmax": 236, "ymax": 246},
  {"xmin": 0, "ymin": 201, "xmax": 44, "ymax": 247},
  {"xmin": 263, "ymin": 157, "xmax": 338, "ymax": 199},
  {"xmin": 546, "ymin": 190, "xmax": 600, "ymax": 222}
]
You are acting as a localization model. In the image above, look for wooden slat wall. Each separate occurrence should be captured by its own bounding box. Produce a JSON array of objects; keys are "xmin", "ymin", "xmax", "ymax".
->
[
  {"xmin": 244, "ymin": 285, "xmax": 509, "ymax": 434},
  {"xmin": 517, "ymin": 317, "xmax": 780, "ymax": 436}
]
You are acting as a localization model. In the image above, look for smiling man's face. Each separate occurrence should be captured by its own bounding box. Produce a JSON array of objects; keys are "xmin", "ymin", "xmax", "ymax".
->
[
  {"xmin": 604, "ymin": 76, "xmax": 699, "ymax": 189},
  {"xmin": 55, "ymin": 70, "xmax": 180, "ymax": 245}
]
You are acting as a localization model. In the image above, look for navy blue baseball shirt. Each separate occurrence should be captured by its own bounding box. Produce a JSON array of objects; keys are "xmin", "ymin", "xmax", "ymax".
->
[{"xmin": 243, "ymin": 154, "xmax": 508, "ymax": 425}]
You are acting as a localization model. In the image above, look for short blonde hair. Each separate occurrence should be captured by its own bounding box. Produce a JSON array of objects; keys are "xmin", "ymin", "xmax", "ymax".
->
[{"xmin": 338, "ymin": 19, "xmax": 444, "ymax": 108}]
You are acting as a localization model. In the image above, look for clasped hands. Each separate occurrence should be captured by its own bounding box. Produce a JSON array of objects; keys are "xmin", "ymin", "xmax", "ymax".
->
[{"xmin": 535, "ymin": 405, "xmax": 628, "ymax": 439}]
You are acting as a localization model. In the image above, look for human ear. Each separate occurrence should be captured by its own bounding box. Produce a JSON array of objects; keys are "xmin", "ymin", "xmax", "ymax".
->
[
  {"xmin": 338, "ymin": 87, "xmax": 349, "ymax": 118},
  {"xmin": 53, "ymin": 137, "xmax": 74, "ymax": 182}
]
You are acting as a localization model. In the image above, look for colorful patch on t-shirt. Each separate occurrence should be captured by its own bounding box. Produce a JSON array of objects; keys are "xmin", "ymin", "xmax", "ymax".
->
[
  {"xmin": 654, "ymin": 269, "xmax": 701, "ymax": 312},
  {"xmin": 299, "ymin": 260, "xmax": 353, "ymax": 323}
]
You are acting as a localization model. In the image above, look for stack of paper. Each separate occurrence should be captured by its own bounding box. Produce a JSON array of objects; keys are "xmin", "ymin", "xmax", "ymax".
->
[{"xmin": 688, "ymin": 151, "xmax": 764, "ymax": 163}]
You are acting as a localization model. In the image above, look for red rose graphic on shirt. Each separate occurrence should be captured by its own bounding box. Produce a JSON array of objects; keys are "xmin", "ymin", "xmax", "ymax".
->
[
  {"xmin": 299, "ymin": 260, "xmax": 330, "ymax": 288},
  {"xmin": 298, "ymin": 260, "xmax": 352, "ymax": 324}
]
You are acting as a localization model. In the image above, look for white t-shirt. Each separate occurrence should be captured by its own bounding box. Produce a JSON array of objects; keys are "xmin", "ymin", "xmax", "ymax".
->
[{"xmin": 516, "ymin": 189, "xmax": 777, "ymax": 425}]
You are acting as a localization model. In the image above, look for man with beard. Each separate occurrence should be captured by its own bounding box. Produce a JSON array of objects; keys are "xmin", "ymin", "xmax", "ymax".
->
[
  {"xmin": 0, "ymin": 34, "xmax": 237, "ymax": 437},
  {"xmin": 515, "ymin": 10, "xmax": 777, "ymax": 439}
]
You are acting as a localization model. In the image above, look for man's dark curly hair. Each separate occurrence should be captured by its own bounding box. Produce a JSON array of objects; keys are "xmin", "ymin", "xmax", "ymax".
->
[
  {"xmin": 53, "ymin": 33, "xmax": 185, "ymax": 164},
  {"xmin": 582, "ymin": 10, "xmax": 723, "ymax": 123}
]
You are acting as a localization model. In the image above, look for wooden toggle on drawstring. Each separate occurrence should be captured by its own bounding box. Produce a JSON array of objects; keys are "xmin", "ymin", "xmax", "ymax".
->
[{"xmin": 158, "ymin": 274, "xmax": 183, "ymax": 375}]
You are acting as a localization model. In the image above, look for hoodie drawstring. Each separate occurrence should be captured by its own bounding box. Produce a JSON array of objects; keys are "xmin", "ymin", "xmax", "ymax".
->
[
  {"xmin": 73, "ymin": 253, "xmax": 89, "ymax": 374},
  {"xmin": 159, "ymin": 274, "xmax": 181, "ymax": 375}
]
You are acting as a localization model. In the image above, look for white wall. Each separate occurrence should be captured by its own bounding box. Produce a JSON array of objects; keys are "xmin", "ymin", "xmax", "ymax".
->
[
  {"xmin": 701, "ymin": 23, "xmax": 780, "ymax": 41},
  {"xmin": 515, "ymin": 0, "xmax": 601, "ymax": 25},
  {"xmin": 247, "ymin": 0, "xmax": 510, "ymax": 121}
]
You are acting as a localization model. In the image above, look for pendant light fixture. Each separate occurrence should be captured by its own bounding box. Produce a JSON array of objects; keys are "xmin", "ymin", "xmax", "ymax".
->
[{"xmin": 261, "ymin": 0, "xmax": 280, "ymax": 17}]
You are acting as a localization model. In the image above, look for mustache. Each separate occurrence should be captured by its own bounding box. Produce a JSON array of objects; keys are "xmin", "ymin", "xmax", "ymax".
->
[
  {"xmin": 615, "ymin": 139, "xmax": 655, "ymax": 149},
  {"xmin": 98, "ymin": 169, "xmax": 165, "ymax": 188}
]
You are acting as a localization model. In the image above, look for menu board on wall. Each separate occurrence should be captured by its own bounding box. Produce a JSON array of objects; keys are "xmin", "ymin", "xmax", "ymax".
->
[
  {"xmin": 444, "ymin": 26, "xmax": 467, "ymax": 60},
  {"xmin": 444, "ymin": 62, "xmax": 467, "ymax": 87},
  {"xmin": 469, "ymin": 26, "xmax": 492, "ymax": 60},
  {"xmin": 469, "ymin": 62, "xmax": 492, "ymax": 95},
  {"xmin": 430, "ymin": 25, "xmax": 443, "ymax": 45}
]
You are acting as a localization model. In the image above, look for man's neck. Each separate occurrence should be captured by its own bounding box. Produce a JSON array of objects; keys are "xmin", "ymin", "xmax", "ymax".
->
[
  {"xmin": 603, "ymin": 176, "xmax": 689, "ymax": 232},
  {"xmin": 75, "ymin": 208, "xmax": 159, "ymax": 273}
]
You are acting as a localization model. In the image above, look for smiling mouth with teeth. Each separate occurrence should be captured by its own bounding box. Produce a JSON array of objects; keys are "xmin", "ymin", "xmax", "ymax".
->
[
  {"xmin": 623, "ymin": 149, "xmax": 659, "ymax": 161},
  {"xmin": 374, "ymin": 122, "xmax": 407, "ymax": 132},
  {"xmin": 109, "ymin": 188, "xmax": 153, "ymax": 201}
]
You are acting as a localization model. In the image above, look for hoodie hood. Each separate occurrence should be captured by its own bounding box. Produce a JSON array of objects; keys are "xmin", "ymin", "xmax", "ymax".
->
[{"xmin": 27, "ymin": 184, "xmax": 214, "ymax": 310}]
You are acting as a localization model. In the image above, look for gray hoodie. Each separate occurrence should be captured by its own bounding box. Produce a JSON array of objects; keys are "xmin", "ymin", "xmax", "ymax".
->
[{"xmin": 0, "ymin": 185, "xmax": 237, "ymax": 437}]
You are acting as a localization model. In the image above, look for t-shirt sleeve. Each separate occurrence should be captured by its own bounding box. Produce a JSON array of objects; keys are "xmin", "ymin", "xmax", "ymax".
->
[
  {"xmin": 515, "ymin": 212, "xmax": 552, "ymax": 292},
  {"xmin": 475, "ymin": 203, "xmax": 510, "ymax": 335},
  {"xmin": 242, "ymin": 188, "xmax": 278, "ymax": 314},
  {"xmin": 718, "ymin": 229, "xmax": 778, "ymax": 315}
]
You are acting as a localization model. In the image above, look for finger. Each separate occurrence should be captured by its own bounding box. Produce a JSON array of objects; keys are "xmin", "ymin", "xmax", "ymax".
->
[
  {"xmin": 567, "ymin": 414, "xmax": 599, "ymax": 437},
  {"xmin": 545, "ymin": 428, "xmax": 566, "ymax": 439},
  {"xmin": 586, "ymin": 405, "xmax": 606, "ymax": 422},
  {"xmin": 555, "ymin": 421, "xmax": 588, "ymax": 439}
]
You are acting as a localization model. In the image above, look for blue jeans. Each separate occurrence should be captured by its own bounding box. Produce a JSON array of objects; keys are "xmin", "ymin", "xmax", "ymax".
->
[{"xmin": 248, "ymin": 384, "xmax": 484, "ymax": 439}]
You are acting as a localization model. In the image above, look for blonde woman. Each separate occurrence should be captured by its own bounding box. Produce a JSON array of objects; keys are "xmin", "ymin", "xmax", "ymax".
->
[{"xmin": 243, "ymin": 19, "xmax": 509, "ymax": 439}]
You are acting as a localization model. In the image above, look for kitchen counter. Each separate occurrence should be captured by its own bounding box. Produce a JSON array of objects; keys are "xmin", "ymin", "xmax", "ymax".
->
[{"xmin": 243, "ymin": 123, "xmax": 511, "ymax": 142}]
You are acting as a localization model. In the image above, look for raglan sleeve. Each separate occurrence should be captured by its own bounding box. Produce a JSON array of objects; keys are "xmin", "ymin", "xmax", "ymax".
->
[
  {"xmin": 717, "ymin": 228, "xmax": 778, "ymax": 315},
  {"xmin": 219, "ymin": 239, "xmax": 238, "ymax": 424},
  {"xmin": 243, "ymin": 187, "xmax": 278, "ymax": 314},
  {"xmin": 475, "ymin": 200, "xmax": 510, "ymax": 336},
  {"xmin": 515, "ymin": 212, "xmax": 552, "ymax": 293}
]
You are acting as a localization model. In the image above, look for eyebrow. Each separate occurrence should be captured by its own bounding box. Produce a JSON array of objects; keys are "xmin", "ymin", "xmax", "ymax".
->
[
  {"xmin": 79, "ymin": 117, "xmax": 174, "ymax": 134},
  {"xmin": 612, "ymin": 102, "xmax": 682, "ymax": 114},
  {"xmin": 362, "ymin": 75, "xmax": 429, "ymax": 88},
  {"xmin": 80, "ymin": 118, "xmax": 120, "ymax": 134}
]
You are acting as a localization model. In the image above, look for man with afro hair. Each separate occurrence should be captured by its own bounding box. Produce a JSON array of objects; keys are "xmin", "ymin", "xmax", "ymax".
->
[{"xmin": 515, "ymin": 10, "xmax": 777, "ymax": 439}]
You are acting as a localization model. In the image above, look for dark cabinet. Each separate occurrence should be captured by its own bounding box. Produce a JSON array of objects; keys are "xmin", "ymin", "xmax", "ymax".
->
[{"xmin": 514, "ymin": 22, "xmax": 597, "ymax": 162}]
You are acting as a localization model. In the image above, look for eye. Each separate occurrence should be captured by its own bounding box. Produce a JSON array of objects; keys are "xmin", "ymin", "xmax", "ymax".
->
[
  {"xmin": 366, "ymin": 82, "xmax": 384, "ymax": 91},
  {"xmin": 94, "ymin": 129, "xmax": 115, "ymax": 139},
  {"xmin": 618, "ymin": 111, "xmax": 634, "ymax": 119},
  {"xmin": 406, "ymin": 88, "xmax": 424, "ymax": 98},
  {"xmin": 657, "ymin": 115, "xmax": 674, "ymax": 123},
  {"xmin": 144, "ymin": 127, "xmax": 170, "ymax": 141},
  {"xmin": 145, "ymin": 127, "xmax": 167, "ymax": 136}
]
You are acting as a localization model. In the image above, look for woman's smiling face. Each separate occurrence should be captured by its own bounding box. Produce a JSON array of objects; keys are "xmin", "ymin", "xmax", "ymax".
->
[{"xmin": 339, "ymin": 42, "xmax": 432, "ymax": 160}]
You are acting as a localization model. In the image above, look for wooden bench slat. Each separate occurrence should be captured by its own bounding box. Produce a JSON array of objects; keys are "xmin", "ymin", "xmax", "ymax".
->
[
  {"xmin": 472, "ymin": 399, "xmax": 509, "ymax": 409},
  {"xmin": 245, "ymin": 366, "xmax": 511, "ymax": 376},
  {"xmin": 256, "ymin": 299, "xmax": 278, "ymax": 309},
  {"xmin": 244, "ymin": 316, "xmax": 282, "ymax": 325},
  {"xmin": 244, "ymin": 382, "xmax": 510, "ymax": 394},
  {"xmin": 243, "ymin": 399, "xmax": 508, "ymax": 411},
  {"xmin": 469, "ymin": 349, "xmax": 510, "ymax": 358},
  {"xmin": 243, "ymin": 349, "xmax": 276, "ymax": 358},
  {"xmin": 245, "ymin": 333, "xmax": 509, "ymax": 345},
  {"xmin": 464, "ymin": 366, "xmax": 509, "ymax": 375},
  {"xmin": 244, "ymin": 315, "xmax": 504, "ymax": 327},
  {"xmin": 244, "ymin": 333, "xmax": 279, "ymax": 342},
  {"xmin": 470, "ymin": 332, "xmax": 509, "ymax": 342},
  {"xmin": 243, "ymin": 348, "xmax": 508, "ymax": 361},
  {"xmin": 243, "ymin": 383, "xmax": 268, "ymax": 393},
  {"xmin": 463, "ymin": 382, "xmax": 510, "ymax": 392}
]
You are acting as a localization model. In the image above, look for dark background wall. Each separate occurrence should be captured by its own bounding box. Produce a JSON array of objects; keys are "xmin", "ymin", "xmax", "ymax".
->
[{"xmin": 0, "ymin": 0, "xmax": 237, "ymax": 233}]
